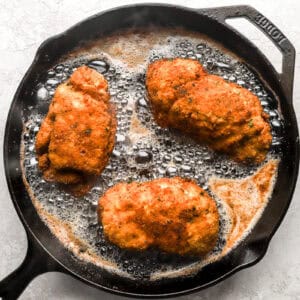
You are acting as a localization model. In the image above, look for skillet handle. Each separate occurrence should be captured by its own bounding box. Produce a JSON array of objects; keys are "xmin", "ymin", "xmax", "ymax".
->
[
  {"xmin": 0, "ymin": 233, "xmax": 61, "ymax": 300},
  {"xmin": 200, "ymin": 5, "xmax": 295, "ymax": 101}
]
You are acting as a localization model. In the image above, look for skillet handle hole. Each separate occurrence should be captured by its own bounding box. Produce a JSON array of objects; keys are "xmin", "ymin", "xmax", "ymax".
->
[{"xmin": 226, "ymin": 18, "xmax": 282, "ymax": 73}]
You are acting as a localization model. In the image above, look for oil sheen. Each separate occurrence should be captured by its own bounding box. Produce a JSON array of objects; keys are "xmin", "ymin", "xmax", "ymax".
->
[{"xmin": 21, "ymin": 28, "xmax": 282, "ymax": 280}]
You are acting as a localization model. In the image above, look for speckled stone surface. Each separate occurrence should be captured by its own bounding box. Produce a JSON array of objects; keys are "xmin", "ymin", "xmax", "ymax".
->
[{"xmin": 0, "ymin": 0, "xmax": 299, "ymax": 299}]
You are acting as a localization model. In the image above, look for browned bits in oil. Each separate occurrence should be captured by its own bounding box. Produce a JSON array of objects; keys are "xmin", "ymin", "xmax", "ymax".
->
[{"xmin": 22, "ymin": 28, "xmax": 282, "ymax": 280}]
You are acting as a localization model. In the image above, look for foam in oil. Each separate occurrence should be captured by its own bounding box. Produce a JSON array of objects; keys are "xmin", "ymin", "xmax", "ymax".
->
[{"xmin": 21, "ymin": 28, "xmax": 282, "ymax": 280}]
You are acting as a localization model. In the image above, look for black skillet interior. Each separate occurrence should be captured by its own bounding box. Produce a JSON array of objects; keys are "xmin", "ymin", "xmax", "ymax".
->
[{"xmin": 0, "ymin": 4, "xmax": 299, "ymax": 299}]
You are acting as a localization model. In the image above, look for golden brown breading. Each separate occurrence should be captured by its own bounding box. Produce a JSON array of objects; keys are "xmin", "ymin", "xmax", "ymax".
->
[
  {"xmin": 98, "ymin": 177, "xmax": 219, "ymax": 256},
  {"xmin": 35, "ymin": 66, "xmax": 116, "ymax": 195},
  {"xmin": 146, "ymin": 58, "xmax": 206, "ymax": 127},
  {"xmin": 146, "ymin": 58, "xmax": 272, "ymax": 163}
]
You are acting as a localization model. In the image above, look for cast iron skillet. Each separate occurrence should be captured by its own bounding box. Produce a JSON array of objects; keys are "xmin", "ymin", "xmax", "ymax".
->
[{"xmin": 0, "ymin": 4, "xmax": 298, "ymax": 299}]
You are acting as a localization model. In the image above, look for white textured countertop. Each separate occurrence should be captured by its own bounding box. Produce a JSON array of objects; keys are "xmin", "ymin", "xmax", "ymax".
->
[{"xmin": 1, "ymin": 0, "xmax": 300, "ymax": 299}]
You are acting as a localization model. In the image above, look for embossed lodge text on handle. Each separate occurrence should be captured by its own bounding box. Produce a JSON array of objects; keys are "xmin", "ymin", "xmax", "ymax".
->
[
  {"xmin": 200, "ymin": 5, "xmax": 296, "ymax": 101},
  {"xmin": 254, "ymin": 14, "xmax": 286, "ymax": 46}
]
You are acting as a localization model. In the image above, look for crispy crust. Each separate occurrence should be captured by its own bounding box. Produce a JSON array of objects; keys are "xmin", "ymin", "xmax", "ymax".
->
[
  {"xmin": 99, "ymin": 177, "xmax": 219, "ymax": 256},
  {"xmin": 146, "ymin": 58, "xmax": 272, "ymax": 163},
  {"xmin": 36, "ymin": 66, "xmax": 116, "ymax": 195}
]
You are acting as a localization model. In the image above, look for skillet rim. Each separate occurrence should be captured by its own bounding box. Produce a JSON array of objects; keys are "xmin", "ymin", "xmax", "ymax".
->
[{"xmin": 3, "ymin": 3, "xmax": 299, "ymax": 298}]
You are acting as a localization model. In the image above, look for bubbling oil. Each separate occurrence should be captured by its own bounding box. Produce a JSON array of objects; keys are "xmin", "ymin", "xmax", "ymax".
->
[{"xmin": 22, "ymin": 29, "xmax": 282, "ymax": 280}]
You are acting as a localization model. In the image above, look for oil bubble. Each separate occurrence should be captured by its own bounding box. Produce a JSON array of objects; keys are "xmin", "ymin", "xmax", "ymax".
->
[{"xmin": 21, "ymin": 31, "xmax": 282, "ymax": 280}]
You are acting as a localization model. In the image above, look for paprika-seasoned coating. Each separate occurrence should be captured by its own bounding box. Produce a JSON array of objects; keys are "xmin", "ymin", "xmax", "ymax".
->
[
  {"xmin": 146, "ymin": 58, "xmax": 272, "ymax": 163},
  {"xmin": 36, "ymin": 66, "xmax": 116, "ymax": 195},
  {"xmin": 146, "ymin": 58, "xmax": 206, "ymax": 127},
  {"xmin": 98, "ymin": 177, "xmax": 219, "ymax": 256}
]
